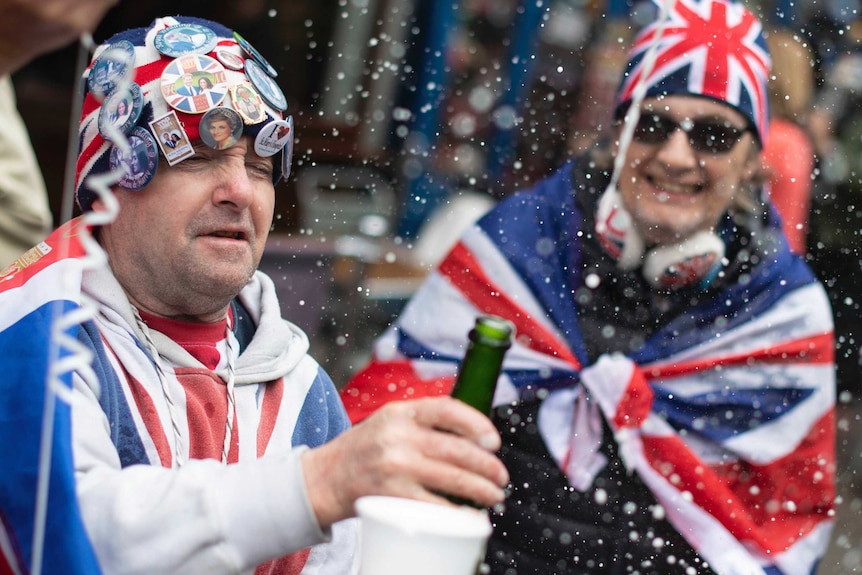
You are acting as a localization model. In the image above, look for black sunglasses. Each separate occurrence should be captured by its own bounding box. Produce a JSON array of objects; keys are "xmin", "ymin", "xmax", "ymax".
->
[{"xmin": 630, "ymin": 113, "xmax": 751, "ymax": 154}]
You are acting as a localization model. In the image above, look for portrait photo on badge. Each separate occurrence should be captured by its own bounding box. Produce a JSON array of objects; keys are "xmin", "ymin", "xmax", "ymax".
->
[
  {"xmin": 230, "ymin": 82, "xmax": 265, "ymax": 125},
  {"xmin": 160, "ymin": 54, "xmax": 228, "ymax": 114},
  {"xmin": 199, "ymin": 107, "xmax": 243, "ymax": 150},
  {"xmin": 98, "ymin": 82, "xmax": 142, "ymax": 141},
  {"xmin": 155, "ymin": 23, "xmax": 217, "ymax": 57},
  {"xmin": 149, "ymin": 110, "xmax": 195, "ymax": 165},
  {"xmin": 88, "ymin": 40, "xmax": 135, "ymax": 99},
  {"xmin": 170, "ymin": 71, "xmax": 216, "ymax": 99},
  {"xmin": 109, "ymin": 127, "xmax": 158, "ymax": 190}
]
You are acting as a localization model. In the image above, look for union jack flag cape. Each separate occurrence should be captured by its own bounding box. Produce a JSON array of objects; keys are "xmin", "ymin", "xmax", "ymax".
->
[
  {"xmin": 342, "ymin": 162, "xmax": 836, "ymax": 575},
  {"xmin": 0, "ymin": 219, "xmax": 102, "ymax": 574}
]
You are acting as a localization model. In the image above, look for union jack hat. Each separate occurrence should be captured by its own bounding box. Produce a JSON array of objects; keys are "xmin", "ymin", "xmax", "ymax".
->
[
  {"xmin": 615, "ymin": 0, "xmax": 771, "ymax": 144},
  {"xmin": 75, "ymin": 16, "xmax": 292, "ymax": 212}
]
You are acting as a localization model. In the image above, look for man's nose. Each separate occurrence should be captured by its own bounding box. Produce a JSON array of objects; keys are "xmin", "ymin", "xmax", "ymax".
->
[
  {"xmin": 655, "ymin": 126, "xmax": 699, "ymax": 167},
  {"xmin": 213, "ymin": 162, "xmax": 255, "ymax": 210}
]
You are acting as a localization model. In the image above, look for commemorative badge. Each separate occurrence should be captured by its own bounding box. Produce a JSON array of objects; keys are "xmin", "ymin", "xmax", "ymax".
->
[
  {"xmin": 154, "ymin": 23, "xmax": 218, "ymax": 57},
  {"xmin": 230, "ymin": 82, "xmax": 266, "ymax": 125},
  {"xmin": 108, "ymin": 126, "xmax": 159, "ymax": 190},
  {"xmin": 244, "ymin": 59, "xmax": 287, "ymax": 111},
  {"xmin": 199, "ymin": 107, "xmax": 244, "ymax": 150},
  {"xmin": 98, "ymin": 82, "xmax": 143, "ymax": 141},
  {"xmin": 233, "ymin": 31, "xmax": 278, "ymax": 77},
  {"xmin": 88, "ymin": 40, "xmax": 136, "ymax": 99},
  {"xmin": 160, "ymin": 54, "xmax": 228, "ymax": 114},
  {"xmin": 281, "ymin": 117, "xmax": 295, "ymax": 180},
  {"xmin": 215, "ymin": 48, "xmax": 245, "ymax": 71},
  {"xmin": 149, "ymin": 110, "xmax": 196, "ymax": 166},
  {"xmin": 254, "ymin": 117, "xmax": 292, "ymax": 158}
]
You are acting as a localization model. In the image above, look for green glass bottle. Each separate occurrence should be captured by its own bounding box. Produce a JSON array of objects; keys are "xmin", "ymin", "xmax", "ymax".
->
[
  {"xmin": 450, "ymin": 315, "xmax": 514, "ymax": 415},
  {"xmin": 445, "ymin": 315, "xmax": 514, "ymax": 512}
]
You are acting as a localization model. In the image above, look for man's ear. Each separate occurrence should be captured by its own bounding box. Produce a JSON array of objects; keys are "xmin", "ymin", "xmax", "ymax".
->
[{"xmin": 90, "ymin": 197, "xmax": 110, "ymax": 213}]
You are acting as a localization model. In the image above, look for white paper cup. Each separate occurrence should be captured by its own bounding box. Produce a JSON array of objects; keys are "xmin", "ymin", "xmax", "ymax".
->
[{"xmin": 355, "ymin": 496, "xmax": 492, "ymax": 575}]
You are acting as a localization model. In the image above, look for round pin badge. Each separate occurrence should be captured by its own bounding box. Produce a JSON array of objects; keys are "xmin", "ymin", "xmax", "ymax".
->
[
  {"xmin": 254, "ymin": 117, "xmax": 292, "ymax": 158},
  {"xmin": 244, "ymin": 59, "xmax": 287, "ymax": 111},
  {"xmin": 88, "ymin": 40, "xmax": 136, "ymax": 99},
  {"xmin": 160, "ymin": 54, "xmax": 228, "ymax": 114},
  {"xmin": 280, "ymin": 116, "xmax": 295, "ymax": 180},
  {"xmin": 98, "ymin": 82, "xmax": 143, "ymax": 141},
  {"xmin": 216, "ymin": 48, "xmax": 245, "ymax": 71},
  {"xmin": 230, "ymin": 82, "xmax": 266, "ymax": 125},
  {"xmin": 199, "ymin": 107, "xmax": 244, "ymax": 150},
  {"xmin": 154, "ymin": 23, "xmax": 217, "ymax": 57},
  {"xmin": 233, "ymin": 31, "xmax": 278, "ymax": 77},
  {"xmin": 108, "ymin": 127, "xmax": 159, "ymax": 191}
]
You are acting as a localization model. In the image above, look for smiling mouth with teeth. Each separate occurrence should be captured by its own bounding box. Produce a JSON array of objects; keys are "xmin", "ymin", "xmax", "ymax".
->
[{"xmin": 647, "ymin": 176, "xmax": 704, "ymax": 196}]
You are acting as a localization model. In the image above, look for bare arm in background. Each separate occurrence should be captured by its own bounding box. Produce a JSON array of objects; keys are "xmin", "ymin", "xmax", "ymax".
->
[
  {"xmin": 0, "ymin": 0, "xmax": 118, "ymax": 77},
  {"xmin": 0, "ymin": 0, "xmax": 117, "ymax": 267},
  {"xmin": 0, "ymin": 75, "xmax": 52, "ymax": 267}
]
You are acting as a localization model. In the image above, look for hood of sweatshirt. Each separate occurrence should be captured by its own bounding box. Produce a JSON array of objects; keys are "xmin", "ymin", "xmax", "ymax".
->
[{"xmin": 83, "ymin": 265, "xmax": 309, "ymax": 385}]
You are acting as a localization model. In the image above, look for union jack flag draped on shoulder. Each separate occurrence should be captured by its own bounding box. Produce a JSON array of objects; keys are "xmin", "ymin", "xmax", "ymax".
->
[
  {"xmin": 342, "ymin": 163, "xmax": 836, "ymax": 575},
  {"xmin": 0, "ymin": 220, "xmax": 102, "ymax": 575}
]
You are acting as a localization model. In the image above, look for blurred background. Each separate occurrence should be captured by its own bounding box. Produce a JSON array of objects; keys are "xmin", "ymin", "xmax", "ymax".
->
[{"xmin": 11, "ymin": 0, "xmax": 862, "ymax": 571}]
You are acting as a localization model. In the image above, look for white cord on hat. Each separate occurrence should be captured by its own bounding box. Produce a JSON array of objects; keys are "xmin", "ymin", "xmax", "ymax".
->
[
  {"xmin": 593, "ymin": 0, "xmax": 676, "ymax": 276},
  {"xmin": 603, "ymin": 0, "xmax": 673, "ymax": 199}
]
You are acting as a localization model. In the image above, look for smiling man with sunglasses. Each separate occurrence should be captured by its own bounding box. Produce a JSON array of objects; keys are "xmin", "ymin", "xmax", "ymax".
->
[
  {"xmin": 341, "ymin": 0, "xmax": 836, "ymax": 573},
  {"xmin": 616, "ymin": 95, "xmax": 760, "ymax": 251}
]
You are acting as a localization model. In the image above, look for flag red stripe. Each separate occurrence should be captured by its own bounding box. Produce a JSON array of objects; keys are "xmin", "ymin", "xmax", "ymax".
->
[
  {"xmin": 341, "ymin": 359, "xmax": 452, "ymax": 424},
  {"xmin": 121, "ymin": 364, "xmax": 173, "ymax": 468},
  {"xmin": 613, "ymin": 367, "xmax": 655, "ymax": 429},
  {"xmin": 254, "ymin": 548, "xmax": 311, "ymax": 575},
  {"xmin": 644, "ymin": 332, "xmax": 834, "ymax": 379},
  {"xmin": 0, "ymin": 220, "xmax": 89, "ymax": 290},
  {"xmin": 439, "ymin": 242, "xmax": 580, "ymax": 368},
  {"xmin": 642, "ymin": 409, "xmax": 835, "ymax": 553},
  {"xmin": 257, "ymin": 377, "xmax": 284, "ymax": 457}
]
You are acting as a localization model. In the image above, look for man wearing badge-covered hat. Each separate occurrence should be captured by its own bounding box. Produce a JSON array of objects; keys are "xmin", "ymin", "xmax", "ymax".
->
[
  {"xmin": 341, "ymin": 0, "xmax": 836, "ymax": 573},
  {"xmin": 0, "ymin": 15, "xmax": 508, "ymax": 575}
]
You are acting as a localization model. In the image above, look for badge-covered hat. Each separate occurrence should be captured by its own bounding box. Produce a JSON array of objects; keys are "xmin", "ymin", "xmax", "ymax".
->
[
  {"xmin": 614, "ymin": 0, "xmax": 771, "ymax": 144},
  {"xmin": 75, "ymin": 16, "xmax": 293, "ymax": 212}
]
